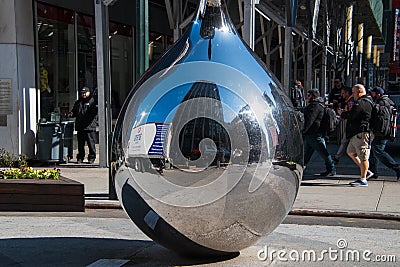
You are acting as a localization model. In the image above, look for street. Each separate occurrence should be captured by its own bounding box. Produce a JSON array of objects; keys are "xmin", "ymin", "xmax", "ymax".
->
[{"xmin": 0, "ymin": 209, "xmax": 398, "ymax": 267}]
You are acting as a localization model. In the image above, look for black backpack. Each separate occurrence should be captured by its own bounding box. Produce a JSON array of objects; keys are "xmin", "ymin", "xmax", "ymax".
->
[
  {"xmin": 363, "ymin": 96, "xmax": 396, "ymax": 139},
  {"xmin": 318, "ymin": 104, "xmax": 339, "ymax": 134}
]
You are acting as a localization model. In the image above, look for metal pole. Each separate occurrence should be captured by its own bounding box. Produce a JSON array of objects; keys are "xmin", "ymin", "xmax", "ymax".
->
[
  {"xmin": 345, "ymin": 5, "xmax": 353, "ymax": 80},
  {"xmin": 283, "ymin": 27, "xmax": 292, "ymax": 96},
  {"xmin": 173, "ymin": 0, "xmax": 181, "ymax": 41},
  {"xmin": 321, "ymin": 45, "xmax": 327, "ymax": 96},
  {"xmin": 306, "ymin": 38, "xmax": 313, "ymax": 90},
  {"xmin": 283, "ymin": 0, "xmax": 297, "ymax": 96},
  {"xmin": 358, "ymin": 23, "xmax": 364, "ymax": 80},
  {"xmin": 94, "ymin": 0, "xmax": 111, "ymax": 167},
  {"xmin": 243, "ymin": 0, "xmax": 257, "ymax": 49},
  {"xmin": 136, "ymin": 0, "xmax": 149, "ymax": 78}
]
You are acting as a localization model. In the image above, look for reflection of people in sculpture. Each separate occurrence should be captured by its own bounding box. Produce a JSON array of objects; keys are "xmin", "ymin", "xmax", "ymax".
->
[{"xmin": 39, "ymin": 63, "xmax": 51, "ymax": 93}]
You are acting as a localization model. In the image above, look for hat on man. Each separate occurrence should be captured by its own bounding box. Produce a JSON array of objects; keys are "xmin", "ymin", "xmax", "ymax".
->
[
  {"xmin": 372, "ymin": 86, "xmax": 385, "ymax": 95},
  {"xmin": 79, "ymin": 87, "xmax": 90, "ymax": 93},
  {"xmin": 307, "ymin": 88, "xmax": 320, "ymax": 98}
]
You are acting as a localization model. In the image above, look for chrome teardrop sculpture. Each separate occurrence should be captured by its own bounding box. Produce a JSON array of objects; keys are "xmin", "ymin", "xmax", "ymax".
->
[{"xmin": 111, "ymin": 0, "xmax": 303, "ymax": 257}]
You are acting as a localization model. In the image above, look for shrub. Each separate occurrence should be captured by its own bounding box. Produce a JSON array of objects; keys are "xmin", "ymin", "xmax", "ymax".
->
[
  {"xmin": 0, "ymin": 149, "xmax": 60, "ymax": 179},
  {"xmin": 0, "ymin": 148, "xmax": 27, "ymax": 169}
]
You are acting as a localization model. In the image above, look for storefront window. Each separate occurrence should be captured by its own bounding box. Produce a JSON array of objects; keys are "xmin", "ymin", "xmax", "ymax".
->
[
  {"xmin": 77, "ymin": 14, "xmax": 97, "ymax": 92},
  {"xmin": 110, "ymin": 22, "xmax": 133, "ymax": 119},
  {"xmin": 36, "ymin": 3, "xmax": 138, "ymax": 122},
  {"xmin": 37, "ymin": 3, "xmax": 76, "ymax": 120}
]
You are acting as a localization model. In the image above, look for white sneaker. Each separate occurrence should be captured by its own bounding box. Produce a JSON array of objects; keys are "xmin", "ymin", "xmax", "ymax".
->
[
  {"xmin": 350, "ymin": 179, "xmax": 368, "ymax": 187},
  {"xmin": 366, "ymin": 170, "xmax": 374, "ymax": 179}
]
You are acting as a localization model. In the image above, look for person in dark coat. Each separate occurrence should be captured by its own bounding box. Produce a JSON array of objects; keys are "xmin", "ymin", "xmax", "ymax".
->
[
  {"xmin": 68, "ymin": 87, "xmax": 98, "ymax": 164},
  {"xmin": 303, "ymin": 88, "xmax": 336, "ymax": 176},
  {"xmin": 328, "ymin": 77, "xmax": 347, "ymax": 110},
  {"xmin": 368, "ymin": 86, "xmax": 400, "ymax": 180}
]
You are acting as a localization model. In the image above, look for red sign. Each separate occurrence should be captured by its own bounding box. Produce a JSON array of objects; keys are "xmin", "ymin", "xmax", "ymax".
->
[{"xmin": 394, "ymin": 0, "xmax": 400, "ymax": 9}]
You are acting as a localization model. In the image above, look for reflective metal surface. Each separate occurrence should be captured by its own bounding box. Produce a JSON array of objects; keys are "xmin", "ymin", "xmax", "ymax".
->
[{"xmin": 111, "ymin": 0, "xmax": 303, "ymax": 256}]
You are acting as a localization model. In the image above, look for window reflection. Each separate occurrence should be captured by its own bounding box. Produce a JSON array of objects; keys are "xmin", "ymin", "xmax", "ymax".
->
[
  {"xmin": 149, "ymin": 32, "xmax": 174, "ymax": 67},
  {"xmin": 77, "ymin": 14, "xmax": 97, "ymax": 93},
  {"xmin": 37, "ymin": 3, "xmax": 75, "ymax": 120},
  {"xmin": 36, "ymin": 3, "xmax": 136, "ymax": 123},
  {"xmin": 110, "ymin": 22, "xmax": 133, "ymax": 119}
]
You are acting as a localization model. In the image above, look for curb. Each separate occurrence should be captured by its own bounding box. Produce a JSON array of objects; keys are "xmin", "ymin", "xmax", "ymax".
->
[
  {"xmin": 84, "ymin": 200, "xmax": 400, "ymax": 221},
  {"xmin": 85, "ymin": 201, "xmax": 122, "ymax": 209},
  {"xmin": 289, "ymin": 209, "xmax": 400, "ymax": 221}
]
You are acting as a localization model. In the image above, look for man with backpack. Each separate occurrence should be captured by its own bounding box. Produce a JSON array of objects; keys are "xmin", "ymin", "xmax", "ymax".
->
[
  {"xmin": 303, "ymin": 88, "xmax": 336, "ymax": 176},
  {"xmin": 368, "ymin": 86, "xmax": 400, "ymax": 180},
  {"xmin": 338, "ymin": 84, "xmax": 374, "ymax": 186}
]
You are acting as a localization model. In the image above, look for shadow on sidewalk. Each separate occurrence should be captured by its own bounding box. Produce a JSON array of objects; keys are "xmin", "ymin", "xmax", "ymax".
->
[
  {"xmin": 57, "ymin": 163, "xmax": 101, "ymax": 168},
  {"xmin": 0, "ymin": 237, "xmax": 239, "ymax": 266},
  {"xmin": 301, "ymin": 182, "xmax": 349, "ymax": 187}
]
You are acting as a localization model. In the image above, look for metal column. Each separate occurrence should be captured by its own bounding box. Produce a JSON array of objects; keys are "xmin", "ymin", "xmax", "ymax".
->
[
  {"xmin": 136, "ymin": 0, "xmax": 149, "ymax": 78},
  {"xmin": 95, "ymin": 0, "xmax": 112, "ymax": 168},
  {"xmin": 283, "ymin": 0, "xmax": 297, "ymax": 96},
  {"xmin": 243, "ymin": 0, "xmax": 258, "ymax": 49}
]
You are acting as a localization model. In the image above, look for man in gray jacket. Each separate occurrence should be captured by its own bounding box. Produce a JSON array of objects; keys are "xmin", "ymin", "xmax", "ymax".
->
[{"xmin": 369, "ymin": 86, "xmax": 400, "ymax": 180}]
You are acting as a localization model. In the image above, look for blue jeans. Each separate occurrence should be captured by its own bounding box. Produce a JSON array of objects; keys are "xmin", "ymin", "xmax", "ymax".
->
[
  {"xmin": 369, "ymin": 138, "xmax": 400, "ymax": 174},
  {"xmin": 304, "ymin": 133, "xmax": 336, "ymax": 172}
]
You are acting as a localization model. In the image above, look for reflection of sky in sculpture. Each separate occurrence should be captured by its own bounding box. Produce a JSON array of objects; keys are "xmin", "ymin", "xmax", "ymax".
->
[{"xmin": 144, "ymin": 84, "xmax": 248, "ymax": 124}]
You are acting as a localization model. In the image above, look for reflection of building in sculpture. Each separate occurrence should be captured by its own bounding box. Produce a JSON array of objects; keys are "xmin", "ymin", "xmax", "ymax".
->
[
  {"xmin": 171, "ymin": 81, "xmax": 230, "ymax": 165},
  {"xmin": 231, "ymin": 105, "xmax": 262, "ymax": 163},
  {"xmin": 266, "ymin": 83, "xmax": 303, "ymax": 165}
]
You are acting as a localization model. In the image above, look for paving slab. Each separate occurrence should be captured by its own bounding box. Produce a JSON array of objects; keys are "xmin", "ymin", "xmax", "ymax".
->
[
  {"xmin": 0, "ymin": 213, "xmax": 399, "ymax": 267},
  {"xmin": 377, "ymin": 182, "xmax": 400, "ymax": 213}
]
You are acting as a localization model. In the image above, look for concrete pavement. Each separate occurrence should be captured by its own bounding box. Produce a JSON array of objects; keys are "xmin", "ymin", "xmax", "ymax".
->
[
  {"xmin": 56, "ymin": 142, "xmax": 400, "ymax": 219},
  {"xmin": 1, "ymin": 142, "xmax": 399, "ymax": 266},
  {"xmin": 0, "ymin": 210, "xmax": 399, "ymax": 266}
]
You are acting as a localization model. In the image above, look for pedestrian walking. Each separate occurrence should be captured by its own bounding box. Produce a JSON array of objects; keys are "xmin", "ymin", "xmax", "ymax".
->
[
  {"xmin": 303, "ymin": 88, "xmax": 336, "ymax": 176},
  {"xmin": 292, "ymin": 80, "xmax": 305, "ymax": 108},
  {"xmin": 328, "ymin": 77, "xmax": 347, "ymax": 110},
  {"xmin": 368, "ymin": 86, "xmax": 400, "ymax": 180},
  {"xmin": 68, "ymin": 87, "xmax": 98, "ymax": 164},
  {"xmin": 338, "ymin": 84, "xmax": 374, "ymax": 186},
  {"xmin": 333, "ymin": 86, "xmax": 355, "ymax": 164}
]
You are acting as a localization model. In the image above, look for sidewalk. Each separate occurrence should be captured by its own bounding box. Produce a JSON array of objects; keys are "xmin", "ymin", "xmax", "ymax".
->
[{"xmin": 56, "ymin": 142, "xmax": 400, "ymax": 218}]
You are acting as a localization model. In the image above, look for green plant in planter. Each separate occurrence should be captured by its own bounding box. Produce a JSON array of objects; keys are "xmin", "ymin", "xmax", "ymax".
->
[
  {"xmin": 0, "ymin": 149, "xmax": 60, "ymax": 179},
  {"xmin": 0, "ymin": 148, "xmax": 27, "ymax": 168},
  {"xmin": 0, "ymin": 167, "xmax": 60, "ymax": 179}
]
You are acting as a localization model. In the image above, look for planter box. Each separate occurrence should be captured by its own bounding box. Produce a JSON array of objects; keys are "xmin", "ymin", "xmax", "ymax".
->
[{"xmin": 0, "ymin": 176, "xmax": 84, "ymax": 212}]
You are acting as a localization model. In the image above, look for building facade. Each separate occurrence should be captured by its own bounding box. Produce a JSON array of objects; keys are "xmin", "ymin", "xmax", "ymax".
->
[
  {"xmin": 0, "ymin": 0, "xmax": 172, "ymax": 160},
  {"xmin": 0, "ymin": 0, "xmax": 389, "ymax": 166}
]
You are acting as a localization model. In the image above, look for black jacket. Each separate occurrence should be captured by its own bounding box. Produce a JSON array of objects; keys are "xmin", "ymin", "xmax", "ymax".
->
[
  {"xmin": 341, "ymin": 95, "xmax": 373, "ymax": 139},
  {"xmin": 71, "ymin": 96, "xmax": 98, "ymax": 131},
  {"xmin": 303, "ymin": 97, "xmax": 325, "ymax": 135}
]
